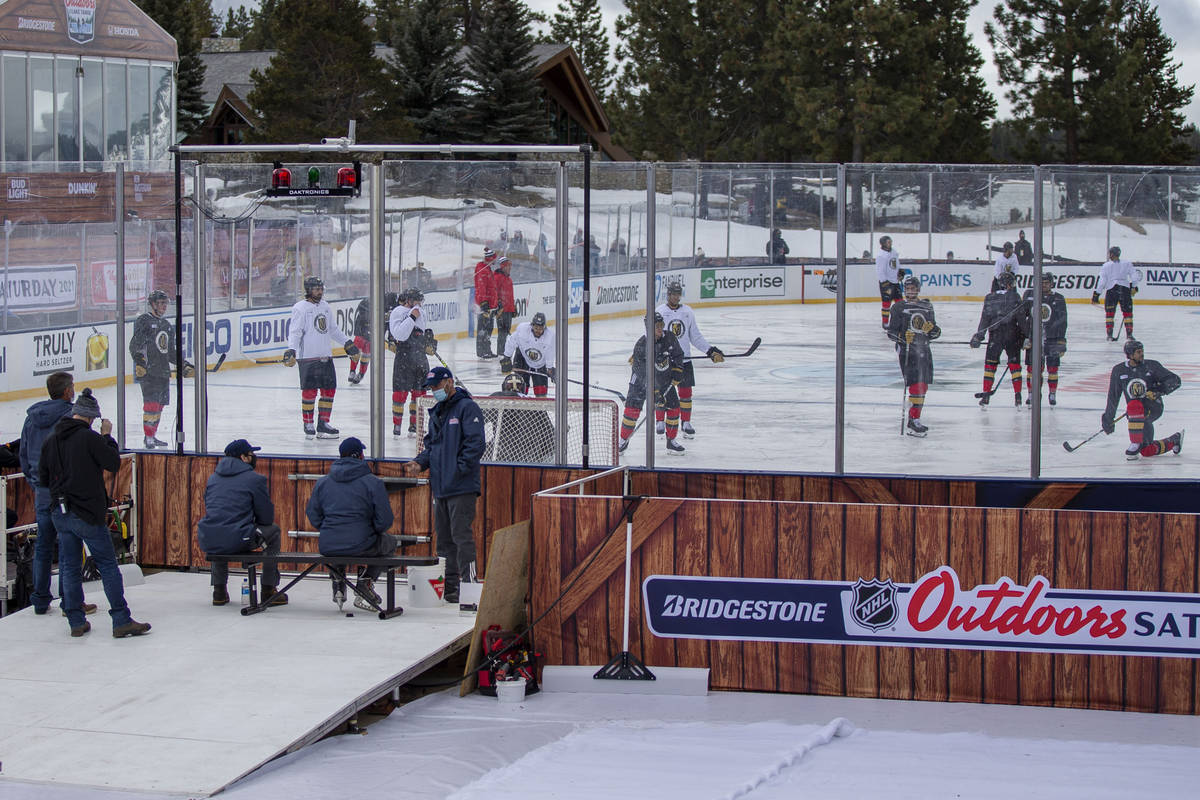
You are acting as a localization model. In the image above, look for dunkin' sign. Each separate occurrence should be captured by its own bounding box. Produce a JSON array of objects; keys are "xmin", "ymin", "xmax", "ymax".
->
[{"xmin": 643, "ymin": 567, "xmax": 1200, "ymax": 658}]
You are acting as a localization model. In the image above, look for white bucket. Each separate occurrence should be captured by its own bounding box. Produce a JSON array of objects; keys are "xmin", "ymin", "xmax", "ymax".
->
[
  {"xmin": 407, "ymin": 564, "xmax": 444, "ymax": 608},
  {"xmin": 495, "ymin": 677, "xmax": 526, "ymax": 704}
]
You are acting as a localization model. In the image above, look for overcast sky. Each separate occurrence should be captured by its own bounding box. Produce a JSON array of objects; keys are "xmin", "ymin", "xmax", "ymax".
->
[{"xmin": 210, "ymin": 0, "xmax": 1200, "ymax": 129}]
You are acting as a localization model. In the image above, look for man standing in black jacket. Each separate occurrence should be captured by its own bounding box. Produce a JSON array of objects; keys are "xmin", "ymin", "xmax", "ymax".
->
[
  {"xmin": 197, "ymin": 439, "xmax": 287, "ymax": 607},
  {"xmin": 39, "ymin": 389, "xmax": 151, "ymax": 638}
]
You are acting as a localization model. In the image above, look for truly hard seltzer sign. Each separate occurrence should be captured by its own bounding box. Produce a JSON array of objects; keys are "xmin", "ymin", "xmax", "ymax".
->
[{"xmin": 643, "ymin": 567, "xmax": 1200, "ymax": 658}]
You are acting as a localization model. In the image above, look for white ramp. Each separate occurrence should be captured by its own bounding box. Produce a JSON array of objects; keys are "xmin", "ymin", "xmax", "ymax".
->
[{"xmin": 0, "ymin": 571, "xmax": 474, "ymax": 796}]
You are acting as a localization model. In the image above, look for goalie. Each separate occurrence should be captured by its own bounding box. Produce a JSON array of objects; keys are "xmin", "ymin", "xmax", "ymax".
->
[
  {"xmin": 485, "ymin": 373, "xmax": 555, "ymax": 464},
  {"xmin": 501, "ymin": 312, "xmax": 555, "ymax": 396}
]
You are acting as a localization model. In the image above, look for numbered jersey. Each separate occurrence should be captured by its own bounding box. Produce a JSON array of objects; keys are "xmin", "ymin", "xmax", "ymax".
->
[
  {"xmin": 129, "ymin": 312, "xmax": 176, "ymax": 378},
  {"xmin": 1099, "ymin": 259, "xmax": 1139, "ymax": 292},
  {"xmin": 656, "ymin": 302, "xmax": 712, "ymax": 357},
  {"xmin": 286, "ymin": 298, "xmax": 352, "ymax": 361},
  {"xmin": 504, "ymin": 321, "xmax": 555, "ymax": 369}
]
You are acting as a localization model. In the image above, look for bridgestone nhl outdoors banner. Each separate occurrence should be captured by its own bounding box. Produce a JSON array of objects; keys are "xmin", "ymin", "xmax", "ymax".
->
[{"xmin": 643, "ymin": 567, "xmax": 1200, "ymax": 659}]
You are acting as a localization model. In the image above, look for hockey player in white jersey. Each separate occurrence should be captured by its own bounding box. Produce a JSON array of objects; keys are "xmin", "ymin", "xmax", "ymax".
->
[
  {"xmin": 283, "ymin": 276, "xmax": 358, "ymax": 439},
  {"xmin": 991, "ymin": 241, "xmax": 1019, "ymax": 291},
  {"xmin": 501, "ymin": 311, "xmax": 556, "ymax": 396},
  {"xmin": 655, "ymin": 281, "xmax": 723, "ymax": 438},
  {"xmin": 1093, "ymin": 246, "xmax": 1139, "ymax": 341},
  {"xmin": 388, "ymin": 288, "xmax": 436, "ymax": 436},
  {"xmin": 875, "ymin": 235, "xmax": 901, "ymax": 330}
]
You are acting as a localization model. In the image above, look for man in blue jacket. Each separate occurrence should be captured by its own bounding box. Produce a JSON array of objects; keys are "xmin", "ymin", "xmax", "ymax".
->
[
  {"xmin": 404, "ymin": 366, "xmax": 485, "ymax": 604},
  {"xmin": 19, "ymin": 371, "xmax": 85, "ymax": 616},
  {"xmin": 307, "ymin": 437, "xmax": 396, "ymax": 610},
  {"xmin": 197, "ymin": 439, "xmax": 286, "ymax": 607}
]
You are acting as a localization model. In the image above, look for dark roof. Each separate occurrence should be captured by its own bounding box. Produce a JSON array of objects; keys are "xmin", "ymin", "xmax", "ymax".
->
[{"xmin": 198, "ymin": 50, "xmax": 275, "ymax": 106}]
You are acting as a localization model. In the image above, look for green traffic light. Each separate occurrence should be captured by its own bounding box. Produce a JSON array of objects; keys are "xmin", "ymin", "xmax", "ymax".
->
[{"xmin": 307, "ymin": 166, "xmax": 320, "ymax": 187}]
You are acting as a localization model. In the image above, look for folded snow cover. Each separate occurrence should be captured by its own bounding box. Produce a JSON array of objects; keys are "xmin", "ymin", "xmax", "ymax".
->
[{"xmin": 447, "ymin": 718, "xmax": 855, "ymax": 800}]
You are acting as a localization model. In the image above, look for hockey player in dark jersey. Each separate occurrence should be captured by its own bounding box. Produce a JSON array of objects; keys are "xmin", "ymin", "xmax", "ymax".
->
[
  {"xmin": 387, "ymin": 288, "xmax": 437, "ymax": 436},
  {"xmin": 1101, "ymin": 340, "xmax": 1183, "ymax": 460},
  {"xmin": 970, "ymin": 270, "xmax": 1027, "ymax": 407},
  {"xmin": 129, "ymin": 290, "xmax": 194, "ymax": 448},
  {"xmin": 346, "ymin": 292, "xmax": 398, "ymax": 385},
  {"xmin": 886, "ymin": 275, "xmax": 940, "ymax": 437},
  {"xmin": 1022, "ymin": 271, "xmax": 1068, "ymax": 406},
  {"xmin": 618, "ymin": 313, "xmax": 686, "ymax": 455},
  {"xmin": 486, "ymin": 372, "xmax": 555, "ymax": 463}
]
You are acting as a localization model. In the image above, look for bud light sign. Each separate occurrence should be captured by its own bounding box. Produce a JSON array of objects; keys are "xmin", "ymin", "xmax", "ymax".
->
[{"xmin": 643, "ymin": 567, "xmax": 1200, "ymax": 658}]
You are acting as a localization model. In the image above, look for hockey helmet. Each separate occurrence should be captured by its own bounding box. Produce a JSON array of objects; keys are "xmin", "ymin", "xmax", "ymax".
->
[
  {"xmin": 1108, "ymin": 246, "xmax": 1121, "ymax": 260},
  {"xmin": 1040, "ymin": 271, "xmax": 1055, "ymax": 286},
  {"xmin": 384, "ymin": 291, "xmax": 399, "ymax": 312},
  {"xmin": 303, "ymin": 275, "xmax": 324, "ymax": 297},
  {"xmin": 902, "ymin": 274, "xmax": 921, "ymax": 293},
  {"xmin": 147, "ymin": 289, "xmax": 170, "ymax": 305},
  {"xmin": 407, "ymin": 288, "xmax": 424, "ymax": 304},
  {"xmin": 879, "ymin": 235, "xmax": 892, "ymax": 249},
  {"xmin": 666, "ymin": 281, "xmax": 683, "ymax": 296},
  {"xmin": 531, "ymin": 312, "xmax": 547, "ymax": 328},
  {"xmin": 1003, "ymin": 241, "xmax": 1014, "ymax": 252},
  {"xmin": 1124, "ymin": 338, "xmax": 1144, "ymax": 358},
  {"xmin": 997, "ymin": 270, "xmax": 1016, "ymax": 288},
  {"xmin": 502, "ymin": 372, "xmax": 527, "ymax": 393}
]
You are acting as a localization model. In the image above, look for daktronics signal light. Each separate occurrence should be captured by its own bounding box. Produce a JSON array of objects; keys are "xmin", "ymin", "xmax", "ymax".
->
[{"xmin": 266, "ymin": 160, "xmax": 361, "ymax": 198}]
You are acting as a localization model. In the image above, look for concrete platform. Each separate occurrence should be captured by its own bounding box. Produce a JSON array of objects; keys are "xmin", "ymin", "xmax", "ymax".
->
[{"xmin": 0, "ymin": 570, "xmax": 474, "ymax": 796}]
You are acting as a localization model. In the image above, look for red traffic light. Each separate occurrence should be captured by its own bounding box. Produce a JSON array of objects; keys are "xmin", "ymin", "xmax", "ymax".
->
[
  {"xmin": 271, "ymin": 167, "xmax": 292, "ymax": 189},
  {"xmin": 336, "ymin": 167, "xmax": 357, "ymax": 189}
]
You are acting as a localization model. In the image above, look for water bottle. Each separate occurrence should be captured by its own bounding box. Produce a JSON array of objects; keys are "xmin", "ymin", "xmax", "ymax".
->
[{"xmin": 241, "ymin": 578, "xmax": 250, "ymax": 607}]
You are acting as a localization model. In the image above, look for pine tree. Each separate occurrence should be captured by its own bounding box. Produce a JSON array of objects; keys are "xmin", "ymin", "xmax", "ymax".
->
[
  {"xmin": 463, "ymin": 0, "xmax": 544, "ymax": 144},
  {"xmin": 246, "ymin": 0, "xmax": 384, "ymax": 144},
  {"xmin": 549, "ymin": 0, "xmax": 614, "ymax": 101},
  {"xmin": 134, "ymin": 0, "xmax": 212, "ymax": 138},
  {"xmin": 221, "ymin": 6, "xmax": 255, "ymax": 38},
  {"xmin": 242, "ymin": 0, "xmax": 284, "ymax": 50},
  {"xmin": 381, "ymin": 0, "xmax": 466, "ymax": 142}
]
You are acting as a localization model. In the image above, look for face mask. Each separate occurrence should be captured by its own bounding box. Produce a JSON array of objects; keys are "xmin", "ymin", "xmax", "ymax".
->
[{"xmin": 433, "ymin": 387, "xmax": 448, "ymax": 403}]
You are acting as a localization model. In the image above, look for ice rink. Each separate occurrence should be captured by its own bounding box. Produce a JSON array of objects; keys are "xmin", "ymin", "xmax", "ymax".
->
[{"xmin": 4, "ymin": 296, "xmax": 1197, "ymax": 480}]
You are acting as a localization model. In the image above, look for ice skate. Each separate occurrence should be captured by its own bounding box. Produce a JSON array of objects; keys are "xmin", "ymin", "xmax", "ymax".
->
[
  {"xmin": 1125, "ymin": 443, "xmax": 1141, "ymax": 461},
  {"xmin": 618, "ymin": 436, "xmax": 630, "ymax": 454},
  {"xmin": 682, "ymin": 421, "xmax": 696, "ymax": 438},
  {"xmin": 1014, "ymin": 391, "xmax": 1022, "ymax": 407},
  {"xmin": 304, "ymin": 423, "xmax": 316, "ymax": 440},
  {"xmin": 408, "ymin": 421, "xmax": 417, "ymax": 433},
  {"xmin": 393, "ymin": 423, "xmax": 403, "ymax": 436},
  {"xmin": 906, "ymin": 418, "xmax": 928, "ymax": 438},
  {"xmin": 655, "ymin": 420, "xmax": 665, "ymax": 435},
  {"xmin": 1170, "ymin": 430, "xmax": 1184, "ymax": 455},
  {"xmin": 316, "ymin": 420, "xmax": 339, "ymax": 439},
  {"xmin": 144, "ymin": 435, "xmax": 168, "ymax": 449},
  {"xmin": 347, "ymin": 371, "xmax": 362, "ymax": 385},
  {"xmin": 353, "ymin": 579, "xmax": 382, "ymax": 611},
  {"xmin": 331, "ymin": 579, "xmax": 346, "ymax": 611},
  {"xmin": 978, "ymin": 394, "xmax": 989, "ymax": 407},
  {"xmin": 1048, "ymin": 392, "xmax": 1057, "ymax": 406},
  {"xmin": 665, "ymin": 437, "xmax": 686, "ymax": 455}
]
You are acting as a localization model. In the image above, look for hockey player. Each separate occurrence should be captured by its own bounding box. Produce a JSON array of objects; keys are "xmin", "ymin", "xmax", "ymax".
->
[
  {"xmin": 129, "ymin": 290, "xmax": 194, "ymax": 449},
  {"xmin": 1093, "ymin": 246, "xmax": 1139, "ymax": 341},
  {"xmin": 970, "ymin": 270, "xmax": 1027, "ymax": 407},
  {"xmin": 656, "ymin": 281, "xmax": 724, "ymax": 438},
  {"xmin": 1022, "ymin": 271, "xmax": 1068, "ymax": 406},
  {"xmin": 486, "ymin": 372, "xmax": 555, "ymax": 463},
  {"xmin": 347, "ymin": 296, "xmax": 371, "ymax": 385},
  {"xmin": 492, "ymin": 256, "xmax": 516, "ymax": 356},
  {"xmin": 474, "ymin": 248, "xmax": 498, "ymax": 358},
  {"xmin": 875, "ymin": 235, "xmax": 901, "ymax": 330},
  {"xmin": 617, "ymin": 313, "xmax": 686, "ymax": 455},
  {"xmin": 887, "ymin": 275, "xmax": 940, "ymax": 437},
  {"xmin": 388, "ymin": 288, "xmax": 437, "ymax": 436},
  {"xmin": 991, "ymin": 241, "xmax": 1019, "ymax": 291},
  {"xmin": 502, "ymin": 311, "xmax": 555, "ymax": 397},
  {"xmin": 283, "ymin": 276, "xmax": 358, "ymax": 439},
  {"xmin": 1101, "ymin": 340, "xmax": 1183, "ymax": 460}
]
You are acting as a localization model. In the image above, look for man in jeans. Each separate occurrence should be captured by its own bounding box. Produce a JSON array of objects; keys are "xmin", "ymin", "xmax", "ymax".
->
[
  {"xmin": 19, "ymin": 371, "xmax": 91, "ymax": 616},
  {"xmin": 307, "ymin": 437, "xmax": 396, "ymax": 610},
  {"xmin": 38, "ymin": 388, "xmax": 151, "ymax": 638},
  {"xmin": 197, "ymin": 438, "xmax": 287, "ymax": 607},
  {"xmin": 404, "ymin": 366, "xmax": 485, "ymax": 603}
]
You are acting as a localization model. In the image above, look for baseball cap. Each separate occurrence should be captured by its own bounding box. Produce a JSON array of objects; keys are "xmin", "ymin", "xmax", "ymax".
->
[
  {"xmin": 422, "ymin": 366, "xmax": 453, "ymax": 388},
  {"xmin": 339, "ymin": 436, "xmax": 366, "ymax": 457},
  {"xmin": 224, "ymin": 439, "xmax": 261, "ymax": 457}
]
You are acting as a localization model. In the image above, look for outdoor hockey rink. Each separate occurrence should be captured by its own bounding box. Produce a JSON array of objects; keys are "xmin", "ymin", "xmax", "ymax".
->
[{"xmin": 4, "ymin": 296, "xmax": 1195, "ymax": 480}]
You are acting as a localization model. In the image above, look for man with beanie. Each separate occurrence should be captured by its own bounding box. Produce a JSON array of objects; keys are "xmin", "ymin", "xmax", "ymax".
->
[
  {"xmin": 198, "ymin": 439, "xmax": 286, "ymax": 607},
  {"xmin": 306, "ymin": 437, "xmax": 396, "ymax": 610},
  {"xmin": 404, "ymin": 366, "xmax": 485, "ymax": 603},
  {"xmin": 38, "ymin": 389, "xmax": 151, "ymax": 638},
  {"xmin": 19, "ymin": 371, "xmax": 87, "ymax": 616}
]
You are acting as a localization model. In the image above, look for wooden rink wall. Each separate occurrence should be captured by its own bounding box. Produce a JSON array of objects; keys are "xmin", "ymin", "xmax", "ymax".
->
[{"xmin": 530, "ymin": 471, "xmax": 1200, "ymax": 715}]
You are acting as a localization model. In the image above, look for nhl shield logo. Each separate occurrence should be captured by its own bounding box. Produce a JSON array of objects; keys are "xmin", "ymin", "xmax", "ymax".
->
[{"xmin": 851, "ymin": 578, "xmax": 898, "ymax": 632}]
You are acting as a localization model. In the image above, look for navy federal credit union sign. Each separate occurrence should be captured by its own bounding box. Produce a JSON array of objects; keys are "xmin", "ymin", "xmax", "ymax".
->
[{"xmin": 643, "ymin": 567, "xmax": 1200, "ymax": 659}]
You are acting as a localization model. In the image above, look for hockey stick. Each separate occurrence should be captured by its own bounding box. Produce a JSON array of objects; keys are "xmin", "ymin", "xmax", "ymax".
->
[
  {"xmin": 973, "ymin": 363, "xmax": 1010, "ymax": 399},
  {"xmin": 565, "ymin": 376, "xmax": 625, "ymax": 403},
  {"xmin": 208, "ymin": 353, "xmax": 227, "ymax": 373},
  {"xmin": 432, "ymin": 351, "xmax": 472, "ymax": 392},
  {"xmin": 254, "ymin": 356, "xmax": 286, "ymax": 365},
  {"xmin": 1063, "ymin": 413, "xmax": 1127, "ymax": 453},
  {"xmin": 683, "ymin": 337, "xmax": 762, "ymax": 361}
]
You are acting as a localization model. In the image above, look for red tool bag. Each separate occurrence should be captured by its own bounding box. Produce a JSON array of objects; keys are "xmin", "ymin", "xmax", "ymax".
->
[{"xmin": 477, "ymin": 624, "xmax": 540, "ymax": 697}]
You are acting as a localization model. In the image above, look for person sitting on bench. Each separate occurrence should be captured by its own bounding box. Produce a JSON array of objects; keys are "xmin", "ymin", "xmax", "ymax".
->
[
  {"xmin": 198, "ymin": 438, "xmax": 287, "ymax": 607},
  {"xmin": 306, "ymin": 437, "xmax": 397, "ymax": 610}
]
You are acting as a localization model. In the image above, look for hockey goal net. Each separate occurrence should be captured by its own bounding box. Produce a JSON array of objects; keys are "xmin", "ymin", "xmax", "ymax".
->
[{"xmin": 416, "ymin": 396, "xmax": 621, "ymax": 466}]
